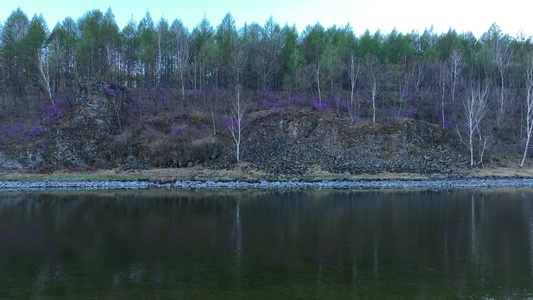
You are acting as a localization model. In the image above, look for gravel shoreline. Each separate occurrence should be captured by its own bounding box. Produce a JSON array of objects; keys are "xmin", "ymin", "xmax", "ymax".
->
[{"xmin": 1, "ymin": 177, "xmax": 533, "ymax": 191}]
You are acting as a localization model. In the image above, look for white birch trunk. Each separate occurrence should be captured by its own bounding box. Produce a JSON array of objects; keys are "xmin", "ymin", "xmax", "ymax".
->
[{"xmin": 521, "ymin": 59, "xmax": 533, "ymax": 167}]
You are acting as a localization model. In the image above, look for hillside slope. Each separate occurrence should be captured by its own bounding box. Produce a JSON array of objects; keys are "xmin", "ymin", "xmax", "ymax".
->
[
  {"xmin": 0, "ymin": 80, "xmax": 474, "ymax": 175},
  {"xmin": 238, "ymin": 110, "xmax": 467, "ymax": 175}
]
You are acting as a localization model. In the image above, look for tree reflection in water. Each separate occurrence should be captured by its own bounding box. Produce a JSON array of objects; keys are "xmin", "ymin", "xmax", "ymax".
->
[{"xmin": 0, "ymin": 189, "xmax": 533, "ymax": 299}]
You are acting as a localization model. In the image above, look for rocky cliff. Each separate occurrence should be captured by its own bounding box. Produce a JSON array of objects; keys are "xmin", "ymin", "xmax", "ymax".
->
[
  {"xmin": 0, "ymin": 79, "xmax": 469, "ymax": 175},
  {"xmin": 240, "ymin": 109, "xmax": 467, "ymax": 175}
]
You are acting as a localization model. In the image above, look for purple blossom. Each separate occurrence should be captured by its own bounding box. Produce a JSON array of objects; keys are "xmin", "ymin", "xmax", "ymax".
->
[
  {"xmin": 4, "ymin": 123, "xmax": 24, "ymax": 137},
  {"xmin": 224, "ymin": 118, "xmax": 239, "ymax": 130},
  {"xmin": 434, "ymin": 110, "xmax": 453, "ymax": 129},
  {"xmin": 269, "ymin": 107, "xmax": 282, "ymax": 113},
  {"xmin": 122, "ymin": 99, "xmax": 140, "ymax": 111},
  {"xmin": 105, "ymin": 85, "xmax": 123, "ymax": 97},
  {"xmin": 259, "ymin": 98, "xmax": 270, "ymax": 109},
  {"xmin": 265, "ymin": 91, "xmax": 277, "ymax": 101},
  {"xmin": 25, "ymin": 125, "xmax": 45, "ymax": 140},
  {"xmin": 289, "ymin": 94, "xmax": 304, "ymax": 104},
  {"xmin": 404, "ymin": 106, "xmax": 418, "ymax": 118},
  {"xmin": 259, "ymin": 92, "xmax": 285, "ymax": 112},
  {"xmin": 157, "ymin": 94, "xmax": 165, "ymax": 106},
  {"xmin": 170, "ymin": 124, "xmax": 183, "ymax": 136},
  {"xmin": 443, "ymin": 120, "xmax": 454, "ymax": 129},
  {"xmin": 145, "ymin": 126, "xmax": 161, "ymax": 137},
  {"xmin": 313, "ymin": 101, "xmax": 331, "ymax": 112},
  {"xmin": 39, "ymin": 99, "xmax": 67, "ymax": 123}
]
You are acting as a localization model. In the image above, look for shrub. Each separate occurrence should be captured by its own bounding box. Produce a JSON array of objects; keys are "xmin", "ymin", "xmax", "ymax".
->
[
  {"xmin": 39, "ymin": 99, "xmax": 67, "ymax": 123},
  {"xmin": 109, "ymin": 130, "xmax": 134, "ymax": 159},
  {"xmin": 25, "ymin": 125, "xmax": 46, "ymax": 140},
  {"xmin": 189, "ymin": 137, "xmax": 222, "ymax": 162},
  {"xmin": 3, "ymin": 123, "xmax": 24, "ymax": 137},
  {"xmin": 313, "ymin": 101, "xmax": 330, "ymax": 113},
  {"xmin": 145, "ymin": 126, "xmax": 161, "ymax": 137},
  {"xmin": 170, "ymin": 124, "xmax": 183, "ymax": 136}
]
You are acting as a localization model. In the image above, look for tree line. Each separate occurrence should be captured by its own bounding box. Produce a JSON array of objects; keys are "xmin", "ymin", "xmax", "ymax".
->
[{"xmin": 2, "ymin": 7, "xmax": 533, "ymax": 166}]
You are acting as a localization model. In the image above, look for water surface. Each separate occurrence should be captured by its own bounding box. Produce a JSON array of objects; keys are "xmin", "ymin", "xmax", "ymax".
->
[{"xmin": 1, "ymin": 189, "xmax": 533, "ymax": 299}]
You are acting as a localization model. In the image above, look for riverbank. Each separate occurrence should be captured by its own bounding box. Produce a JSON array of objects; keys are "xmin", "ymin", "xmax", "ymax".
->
[
  {"xmin": 2, "ymin": 177, "xmax": 533, "ymax": 191},
  {"xmin": 1, "ymin": 166, "xmax": 533, "ymax": 191}
]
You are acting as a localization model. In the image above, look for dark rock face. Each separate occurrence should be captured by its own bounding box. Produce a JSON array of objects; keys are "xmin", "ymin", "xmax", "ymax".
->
[
  {"xmin": 243, "ymin": 110, "xmax": 467, "ymax": 175},
  {"xmin": 44, "ymin": 78, "xmax": 116, "ymax": 167}
]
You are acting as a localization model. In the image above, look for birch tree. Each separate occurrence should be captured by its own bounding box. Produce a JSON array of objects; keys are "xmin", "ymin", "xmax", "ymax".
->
[
  {"xmin": 520, "ymin": 58, "xmax": 533, "ymax": 167},
  {"xmin": 36, "ymin": 46, "xmax": 53, "ymax": 104},
  {"xmin": 313, "ymin": 60, "xmax": 322, "ymax": 105},
  {"xmin": 448, "ymin": 48, "xmax": 464, "ymax": 104},
  {"xmin": 493, "ymin": 37, "xmax": 514, "ymax": 143},
  {"xmin": 228, "ymin": 36, "xmax": 246, "ymax": 162},
  {"xmin": 438, "ymin": 63, "xmax": 449, "ymax": 128},
  {"xmin": 171, "ymin": 19, "xmax": 190, "ymax": 118},
  {"xmin": 483, "ymin": 23, "xmax": 515, "ymax": 143},
  {"xmin": 26, "ymin": 14, "xmax": 53, "ymax": 104},
  {"xmin": 229, "ymin": 85, "xmax": 246, "ymax": 162},
  {"xmin": 365, "ymin": 55, "xmax": 380, "ymax": 123},
  {"xmin": 406, "ymin": 57, "xmax": 425, "ymax": 102},
  {"xmin": 458, "ymin": 83, "xmax": 490, "ymax": 166},
  {"xmin": 348, "ymin": 52, "xmax": 361, "ymax": 120}
]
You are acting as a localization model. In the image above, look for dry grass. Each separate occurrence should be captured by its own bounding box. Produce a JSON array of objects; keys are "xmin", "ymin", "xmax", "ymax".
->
[
  {"xmin": 0, "ymin": 164, "xmax": 431, "ymax": 182},
  {"xmin": 468, "ymin": 166, "xmax": 533, "ymax": 178},
  {"xmin": 1, "ymin": 159, "xmax": 533, "ymax": 182}
]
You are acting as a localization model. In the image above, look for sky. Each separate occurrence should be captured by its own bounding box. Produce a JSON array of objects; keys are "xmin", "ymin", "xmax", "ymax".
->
[{"xmin": 0, "ymin": 0, "xmax": 531, "ymax": 38}]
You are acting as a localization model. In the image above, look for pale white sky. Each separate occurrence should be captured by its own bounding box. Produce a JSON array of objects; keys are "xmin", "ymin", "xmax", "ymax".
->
[{"xmin": 0, "ymin": 0, "xmax": 531, "ymax": 38}]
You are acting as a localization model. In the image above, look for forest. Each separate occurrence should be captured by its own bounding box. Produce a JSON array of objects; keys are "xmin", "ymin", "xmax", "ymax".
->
[{"xmin": 2, "ymin": 7, "xmax": 533, "ymax": 169}]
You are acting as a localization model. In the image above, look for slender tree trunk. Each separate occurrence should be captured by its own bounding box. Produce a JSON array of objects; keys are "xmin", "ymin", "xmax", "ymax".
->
[
  {"xmin": 469, "ymin": 123, "xmax": 474, "ymax": 166},
  {"xmin": 229, "ymin": 87, "xmax": 245, "ymax": 162},
  {"xmin": 349, "ymin": 54, "xmax": 360, "ymax": 120},
  {"xmin": 314, "ymin": 63, "xmax": 321, "ymax": 105},
  {"xmin": 37, "ymin": 51, "xmax": 54, "ymax": 105},
  {"xmin": 179, "ymin": 68, "xmax": 185, "ymax": 124},
  {"xmin": 521, "ymin": 61, "xmax": 533, "ymax": 167},
  {"xmin": 372, "ymin": 80, "xmax": 377, "ymax": 124}
]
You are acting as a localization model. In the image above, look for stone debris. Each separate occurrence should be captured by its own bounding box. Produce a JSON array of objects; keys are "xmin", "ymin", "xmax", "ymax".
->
[{"xmin": 1, "ymin": 178, "xmax": 533, "ymax": 191}]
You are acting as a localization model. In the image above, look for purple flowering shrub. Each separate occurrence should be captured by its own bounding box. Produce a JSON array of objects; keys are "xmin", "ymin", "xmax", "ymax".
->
[
  {"xmin": 170, "ymin": 124, "xmax": 183, "ymax": 136},
  {"xmin": 258, "ymin": 92, "xmax": 287, "ymax": 113},
  {"xmin": 145, "ymin": 126, "xmax": 161, "ymax": 137},
  {"xmin": 0, "ymin": 122, "xmax": 47, "ymax": 145},
  {"xmin": 3, "ymin": 123, "xmax": 24, "ymax": 137},
  {"xmin": 39, "ymin": 99, "xmax": 67, "ymax": 123},
  {"xmin": 443, "ymin": 120, "xmax": 454, "ymax": 129},
  {"xmin": 313, "ymin": 100, "xmax": 332, "ymax": 113},
  {"xmin": 105, "ymin": 85, "xmax": 124, "ymax": 98},
  {"xmin": 434, "ymin": 110, "xmax": 453, "ymax": 129},
  {"xmin": 25, "ymin": 125, "xmax": 46, "ymax": 140}
]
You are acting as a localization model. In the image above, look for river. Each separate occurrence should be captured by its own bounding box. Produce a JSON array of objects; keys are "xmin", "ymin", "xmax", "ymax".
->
[{"xmin": 1, "ymin": 189, "xmax": 533, "ymax": 299}]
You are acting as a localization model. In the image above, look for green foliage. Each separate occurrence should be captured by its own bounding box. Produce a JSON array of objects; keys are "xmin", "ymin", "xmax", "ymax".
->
[
  {"xmin": 301, "ymin": 23, "xmax": 326, "ymax": 64},
  {"xmin": 1, "ymin": 8, "xmax": 30, "ymax": 99}
]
